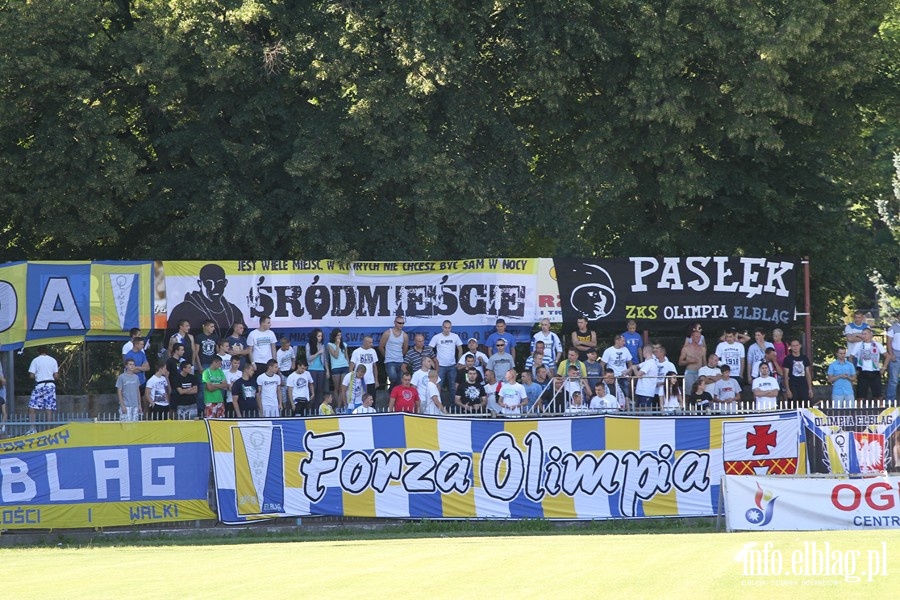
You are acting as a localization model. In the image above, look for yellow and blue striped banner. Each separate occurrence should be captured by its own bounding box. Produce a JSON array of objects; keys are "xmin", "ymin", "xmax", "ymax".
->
[
  {"xmin": 0, "ymin": 422, "xmax": 214, "ymax": 529},
  {"xmin": 209, "ymin": 412, "xmax": 802, "ymax": 523}
]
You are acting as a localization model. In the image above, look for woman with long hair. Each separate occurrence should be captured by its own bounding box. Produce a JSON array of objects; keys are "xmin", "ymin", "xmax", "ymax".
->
[
  {"xmin": 328, "ymin": 329, "xmax": 350, "ymax": 411},
  {"xmin": 305, "ymin": 328, "xmax": 328, "ymax": 412}
]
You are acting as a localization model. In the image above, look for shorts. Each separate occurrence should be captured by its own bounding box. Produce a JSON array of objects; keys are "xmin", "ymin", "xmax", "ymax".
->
[
  {"xmin": 29, "ymin": 384, "xmax": 57, "ymax": 410},
  {"xmin": 331, "ymin": 367, "xmax": 349, "ymax": 377},
  {"xmin": 204, "ymin": 403, "xmax": 225, "ymax": 418},
  {"xmin": 120, "ymin": 406, "xmax": 141, "ymax": 422},
  {"xmin": 634, "ymin": 394, "xmax": 656, "ymax": 409},
  {"xmin": 262, "ymin": 404, "xmax": 280, "ymax": 418},
  {"xmin": 831, "ymin": 393, "xmax": 856, "ymax": 409},
  {"xmin": 293, "ymin": 399, "xmax": 311, "ymax": 416},
  {"xmin": 173, "ymin": 405, "xmax": 198, "ymax": 420}
]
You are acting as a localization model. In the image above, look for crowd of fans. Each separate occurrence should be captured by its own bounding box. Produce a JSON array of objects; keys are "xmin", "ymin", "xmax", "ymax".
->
[{"xmin": 3, "ymin": 310, "xmax": 898, "ymax": 429}]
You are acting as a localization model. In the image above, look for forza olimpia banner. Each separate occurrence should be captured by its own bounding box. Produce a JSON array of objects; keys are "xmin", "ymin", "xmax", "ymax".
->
[
  {"xmin": 208, "ymin": 412, "xmax": 801, "ymax": 524},
  {"xmin": 0, "ymin": 422, "xmax": 214, "ymax": 529}
]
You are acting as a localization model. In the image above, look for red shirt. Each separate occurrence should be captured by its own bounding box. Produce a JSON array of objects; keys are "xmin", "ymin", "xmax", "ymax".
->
[{"xmin": 390, "ymin": 385, "xmax": 420, "ymax": 413}]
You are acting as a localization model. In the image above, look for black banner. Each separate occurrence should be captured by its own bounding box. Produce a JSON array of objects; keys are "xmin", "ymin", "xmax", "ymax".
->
[{"xmin": 553, "ymin": 257, "xmax": 798, "ymax": 327}]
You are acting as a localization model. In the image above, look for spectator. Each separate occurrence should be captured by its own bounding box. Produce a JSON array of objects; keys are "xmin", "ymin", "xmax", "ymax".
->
[
  {"xmin": 752, "ymin": 363, "xmax": 780, "ymax": 411},
  {"xmin": 682, "ymin": 322, "xmax": 706, "ymax": 347},
  {"xmin": 531, "ymin": 318, "xmax": 563, "ymax": 364},
  {"xmin": 225, "ymin": 322, "xmax": 251, "ymax": 372},
  {"xmin": 27, "ymin": 346, "xmax": 59, "ymax": 434},
  {"xmin": 256, "ymin": 359, "xmax": 282, "ymax": 418},
  {"xmin": 571, "ymin": 317, "xmax": 597, "ymax": 361},
  {"xmin": 195, "ymin": 319, "xmax": 218, "ymax": 372},
  {"xmin": 247, "ymin": 316, "xmax": 278, "ymax": 374},
  {"xmin": 455, "ymin": 367, "xmax": 487, "ymax": 413},
  {"xmin": 886, "ymin": 313, "xmax": 900, "ymax": 406},
  {"xmin": 349, "ymin": 336, "xmax": 379, "ymax": 399},
  {"xmin": 276, "ymin": 336, "xmax": 296, "ymax": 382},
  {"xmin": 423, "ymin": 370, "xmax": 446, "ymax": 415},
  {"xmin": 782, "ymin": 339, "xmax": 813, "ymax": 403},
  {"xmin": 166, "ymin": 343, "xmax": 185, "ymax": 392},
  {"xmin": 601, "ymin": 335, "xmax": 633, "ymax": 393},
  {"xmin": 520, "ymin": 370, "xmax": 542, "ymax": 411},
  {"xmin": 590, "ymin": 382, "xmax": 618, "ymax": 413},
  {"xmin": 411, "ymin": 356, "xmax": 436, "ymax": 412},
  {"xmin": 388, "ymin": 372, "xmax": 420, "ymax": 413},
  {"xmin": 121, "ymin": 328, "xmax": 146, "ymax": 356},
  {"xmin": 144, "ymin": 363, "xmax": 170, "ymax": 420},
  {"xmin": 216, "ymin": 338, "xmax": 233, "ymax": 373},
  {"xmin": 223, "ymin": 352, "xmax": 242, "ymax": 417},
  {"xmin": 602, "ymin": 368, "xmax": 627, "ymax": 410},
  {"xmin": 678, "ymin": 326, "xmax": 706, "ymax": 395},
  {"xmin": 497, "ymin": 369, "xmax": 527, "ymax": 415},
  {"xmin": 458, "ymin": 337, "xmax": 489, "ymax": 378},
  {"xmin": 565, "ymin": 391, "xmax": 589, "ymax": 414},
  {"xmin": 844, "ymin": 310, "xmax": 868, "ymax": 366},
  {"xmin": 853, "ymin": 327, "xmax": 887, "ymax": 403},
  {"xmin": 306, "ymin": 328, "xmax": 328, "ymax": 407},
  {"xmin": 327, "ymin": 329, "xmax": 350, "ymax": 408},
  {"xmin": 523, "ymin": 346, "xmax": 551, "ymax": 378},
  {"xmin": 116, "ymin": 358, "xmax": 142, "ymax": 422},
  {"xmin": 687, "ymin": 377, "xmax": 712, "ymax": 412},
  {"xmin": 379, "ymin": 316, "xmax": 409, "ymax": 389},
  {"xmin": 662, "ymin": 371, "xmax": 682, "ymax": 414},
  {"xmin": 352, "ymin": 393, "xmax": 377, "ymax": 414},
  {"xmin": 170, "ymin": 360, "xmax": 199, "ymax": 420},
  {"xmin": 319, "ymin": 392, "xmax": 335, "ymax": 416},
  {"xmin": 286, "ymin": 361, "xmax": 314, "ymax": 416},
  {"xmin": 771, "ymin": 328, "xmax": 788, "ymax": 367},
  {"xmin": 746, "ymin": 328, "xmax": 774, "ymax": 380},
  {"xmin": 483, "ymin": 369, "xmax": 500, "ymax": 414},
  {"xmin": 402, "ymin": 332, "xmax": 435, "ymax": 375},
  {"xmin": 698, "ymin": 353, "xmax": 722, "ymax": 385},
  {"xmin": 826, "ymin": 347, "xmax": 857, "ymax": 408},
  {"xmin": 715, "ymin": 328, "xmax": 746, "ymax": 384},
  {"xmin": 167, "ymin": 319, "xmax": 196, "ymax": 368},
  {"xmin": 201, "ymin": 355, "xmax": 229, "ymax": 418},
  {"xmin": 583, "ymin": 348, "xmax": 603, "ymax": 391},
  {"xmin": 712, "ymin": 364, "xmax": 741, "ymax": 413},
  {"xmin": 631, "ymin": 345, "xmax": 659, "ymax": 411},
  {"xmin": 230, "ymin": 362, "xmax": 259, "ymax": 418},
  {"xmin": 342, "ymin": 365, "xmax": 368, "ymax": 414},
  {"xmin": 485, "ymin": 318, "xmax": 516, "ymax": 359},
  {"xmin": 622, "ymin": 319, "xmax": 643, "ymax": 365},
  {"xmin": 556, "ymin": 348, "xmax": 587, "ymax": 378},
  {"xmin": 124, "ymin": 337, "xmax": 150, "ymax": 413},
  {"xmin": 429, "ymin": 320, "xmax": 463, "ymax": 400},
  {"xmin": 563, "ymin": 365, "xmax": 588, "ymax": 406},
  {"xmin": 487, "ymin": 338, "xmax": 515, "ymax": 381}
]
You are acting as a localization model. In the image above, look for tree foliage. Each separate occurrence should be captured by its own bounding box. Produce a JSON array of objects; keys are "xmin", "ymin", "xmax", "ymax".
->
[{"xmin": 0, "ymin": 0, "xmax": 897, "ymax": 322}]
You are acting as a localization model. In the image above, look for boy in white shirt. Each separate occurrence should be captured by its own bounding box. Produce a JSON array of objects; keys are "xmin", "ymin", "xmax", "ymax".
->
[{"xmin": 712, "ymin": 364, "xmax": 741, "ymax": 413}]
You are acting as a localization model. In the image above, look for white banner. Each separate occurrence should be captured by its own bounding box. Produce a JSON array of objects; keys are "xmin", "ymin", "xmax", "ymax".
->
[
  {"xmin": 162, "ymin": 260, "xmax": 539, "ymax": 331},
  {"xmin": 723, "ymin": 475, "xmax": 900, "ymax": 531}
]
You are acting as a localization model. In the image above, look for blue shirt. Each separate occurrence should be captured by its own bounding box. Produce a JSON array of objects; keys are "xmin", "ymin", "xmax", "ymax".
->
[
  {"xmin": 523, "ymin": 382, "xmax": 543, "ymax": 409},
  {"xmin": 124, "ymin": 349, "xmax": 148, "ymax": 385},
  {"xmin": 622, "ymin": 332, "xmax": 643, "ymax": 364},
  {"xmin": 827, "ymin": 360, "xmax": 856, "ymax": 396},
  {"xmin": 485, "ymin": 332, "xmax": 517, "ymax": 353}
]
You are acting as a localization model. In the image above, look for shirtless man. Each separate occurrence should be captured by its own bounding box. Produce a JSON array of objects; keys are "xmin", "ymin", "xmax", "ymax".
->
[{"xmin": 678, "ymin": 325, "xmax": 706, "ymax": 396}]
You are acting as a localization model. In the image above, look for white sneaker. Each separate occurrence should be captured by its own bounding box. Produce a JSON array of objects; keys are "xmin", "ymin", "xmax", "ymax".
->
[{"xmin": 25, "ymin": 429, "xmax": 36, "ymax": 435}]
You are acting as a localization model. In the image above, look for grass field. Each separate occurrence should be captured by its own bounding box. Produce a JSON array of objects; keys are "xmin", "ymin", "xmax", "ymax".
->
[{"xmin": 0, "ymin": 528, "xmax": 894, "ymax": 599}]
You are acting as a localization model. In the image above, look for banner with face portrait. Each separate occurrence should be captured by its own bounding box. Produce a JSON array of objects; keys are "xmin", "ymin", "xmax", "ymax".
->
[
  {"xmin": 551, "ymin": 257, "xmax": 799, "ymax": 328},
  {"xmin": 160, "ymin": 260, "xmax": 539, "ymax": 335}
]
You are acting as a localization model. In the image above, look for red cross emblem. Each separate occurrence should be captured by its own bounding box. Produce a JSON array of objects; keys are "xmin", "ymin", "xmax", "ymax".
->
[{"xmin": 746, "ymin": 424, "xmax": 777, "ymax": 456}]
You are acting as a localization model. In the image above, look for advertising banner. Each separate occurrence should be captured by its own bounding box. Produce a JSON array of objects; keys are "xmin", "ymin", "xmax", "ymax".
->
[
  {"xmin": 161, "ymin": 260, "xmax": 539, "ymax": 334},
  {"xmin": 0, "ymin": 261, "xmax": 154, "ymax": 350},
  {"xmin": 723, "ymin": 474, "xmax": 900, "ymax": 531},
  {"xmin": 552, "ymin": 256, "xmax": 798, "ymax": 327},
  {"xmin": 0, "ymin": 422, "xmax": 214, "ymax": 529},
  {"xmin": 802, "ymin": 407, "xmax": 900, "ymax": 475},
  {"xmin": 208, "ymin": 412, "xmax": 800, "ymax": 524}
]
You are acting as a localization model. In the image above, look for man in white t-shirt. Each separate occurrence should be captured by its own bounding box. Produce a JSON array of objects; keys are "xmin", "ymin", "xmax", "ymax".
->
[
  {"xmin": 352, "ymin": 393, "xmax": 377, "ymax": 414},
  {"xmin": 286, "ymin": 361, "xmax": 315, "ymax": 415},
  {"xmin": 255, "ymin": 359, "xmax": 282, "ymax": 417},
  {"xmin": 751, "ymin": 363, "xmax": 779, "ymax": 411},
  {"xmin": 854, "ymin": 327, "xmax": 887, "ymax": 402},
  {"xmin": 712, "ymin": 365, "xmax": 742, "ymax": 413},
  {"xmin": 715, "ymin": 328, "xmax": 746, "ymax": 383},
  {"xmin": 349, "ymin": 336, "xmax": 379, "ymax": 397},
  {"xmin": 411, "ymin": 357, "xmax": 437, "ymax": 413},
  {"xmin": 531, "ymin": 318, "xmax": 563, "ymax": 364},
  {"xmin": 844, "ymin": 310, "xmax": 868, "ymax": 366},
  {"xmin": 423, "ymin": 370, "xmax": 446, "ymax": 416},
  {"xmin": 746, "ymin": 328, "xmax": 775, "ymax": 380},
  {"xmin": 27, "ymin": 346, "xmax": 59, "ymax": 434},
  {"xmin": 496, "ymin": 369, "xmax": 527, "ymax": 415},
  {"xmin": 697, "ymin": 353, "xmax": 723, "ymax": 385},
  {"xmin": 429, "ymin": 320, "xmax": 463, "ymax": 400},
  {"xmin": 247, "ymin": 316, "xmax": 278, "ymax": 373},
  {"xmin": 144, "ymin": 363, "xmax": 170, "ymax": 420},
  {"xmin": 457, "ymin": 337, "xmax": 489, "ymax": 378}
]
